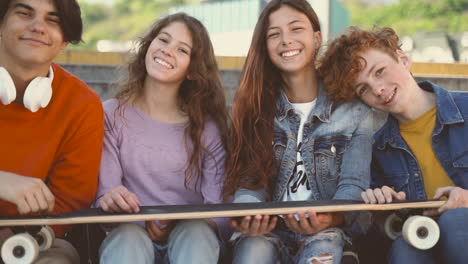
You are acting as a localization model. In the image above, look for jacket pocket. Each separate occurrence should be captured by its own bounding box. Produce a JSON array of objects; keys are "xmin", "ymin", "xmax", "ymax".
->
[
  {"xmin": 314, "ymin": 136, "xmax": 350, "ymax": 199},
  {"xmin": 273, "ymin": 132, "xmax": 288, "ymax": 162},
  {"xmin": 314, "ymin": 136, "xmax": 350, "ymax": 180},
  {"xmin": 382, "ymin": 174, "xmax": 409, "ymax": 193},
  {"xmin": 453, "ymin": 150, "xmax": 468, "ymax": 168},
  {"xmin": 453, "ymin": 152, "xmax": 468, "ymax": 187}
]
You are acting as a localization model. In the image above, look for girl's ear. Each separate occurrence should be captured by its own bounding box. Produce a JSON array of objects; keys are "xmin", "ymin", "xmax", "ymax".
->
[
  {"xmin": 187, "ymin": 74, "xmax": 194, "ymax": 80},
  {"xmin": 313, "ymin": 31, "xmax": 322, "ymax": 48},
  {"xmin": 397, "ymin": 49, "xmax": 412, "ymax": 70}
]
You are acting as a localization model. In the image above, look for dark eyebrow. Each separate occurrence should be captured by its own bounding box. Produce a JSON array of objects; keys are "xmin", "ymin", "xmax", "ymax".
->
[
  {"xmin": 268, "ymin": 19, "xmax": 305, "ymax": 31},
  {"xmin": 288, "ymin": 20, "xmax": 304, "ymax": 26},
  {"xmin": 160, "ymin": 31, "xmax": 192, "ymax": 50},
  {"xmin": 49, "ymin": 12, "xmax": 60, "ymax": 18},
  {"xmin": 160, "ymin": 32, "xmax": 171, "ymax": 38},
  {"xmin": 13, "ymin": 2, "xmax": 60, "ymax": 18},
  {"xmin": 13, "ymin": 3, "xmax": 33, "ymax": 11}
]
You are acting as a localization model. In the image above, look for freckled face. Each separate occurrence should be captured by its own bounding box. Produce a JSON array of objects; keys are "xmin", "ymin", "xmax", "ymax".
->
[{"xmin": 354, "ymin": 48, "xmax": 414, "ymax": 116}]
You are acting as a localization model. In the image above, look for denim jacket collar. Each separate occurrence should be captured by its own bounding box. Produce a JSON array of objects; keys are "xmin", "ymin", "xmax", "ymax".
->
[
  {"xmin": 375, "ymin": 81, "xmax": 464, "ymax": 150},
  {"xmin": 276, "ymin": 81, "xmax": 333, "ymax": 123}
]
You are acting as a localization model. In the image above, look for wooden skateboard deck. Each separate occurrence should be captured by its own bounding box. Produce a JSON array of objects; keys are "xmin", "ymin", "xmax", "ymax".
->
[
  {"xmin": 0, "ymin": 200, "xmax": 444, "ymax": 226},
  {"xmin": 1, "ymin": 200, "xmax": 445, "ymax": 263}
]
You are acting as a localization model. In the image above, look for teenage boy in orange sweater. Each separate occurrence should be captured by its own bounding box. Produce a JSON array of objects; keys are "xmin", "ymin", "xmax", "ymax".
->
[{"xmin": 0, "ymin": 0, "xmax": 104, "ymax": 262}]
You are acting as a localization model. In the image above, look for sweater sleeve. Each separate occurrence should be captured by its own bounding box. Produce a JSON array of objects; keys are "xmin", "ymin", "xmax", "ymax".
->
[
  {"xmin": 94, "ymin": 100, "xmax": 125, "ymax": 207},
  {"xmin": 47, "ymin": 95, "xmax": 104, "ymax": 237},
  {"xmin": 199, "ymin": 122, "xmax": 232, "ymax": 242}
]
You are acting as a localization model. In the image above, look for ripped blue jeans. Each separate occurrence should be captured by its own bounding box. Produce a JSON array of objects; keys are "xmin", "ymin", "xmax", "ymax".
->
[{"xmin": 232, "ymin": 227, "xmax": 348, "ymax": 264}]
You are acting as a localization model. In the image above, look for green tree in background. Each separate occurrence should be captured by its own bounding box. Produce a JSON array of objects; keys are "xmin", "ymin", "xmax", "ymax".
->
[
  {"xmin": 345, "ymin": 0, "xmax": 468, "ymax": 35},
  {"xmin": 72, "ymin": 0, "xmax": 187, "ymax": 50},
  {"xmin": 73, "ymin": 0, "xmax": 467, "ymax": 51}
]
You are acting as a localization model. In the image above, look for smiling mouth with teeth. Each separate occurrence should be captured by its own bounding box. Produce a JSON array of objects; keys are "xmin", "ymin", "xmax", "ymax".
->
[
  {"xmin": 385, "ymin": 88, "xmax": 397, "ymax": 104},
  {"xmin": 281, "ymin": 50, "xmax": 300, "ymax": 57},
  {"xmin": 155, "ymin": 58, "xmax": 174, "ymax": 69}
]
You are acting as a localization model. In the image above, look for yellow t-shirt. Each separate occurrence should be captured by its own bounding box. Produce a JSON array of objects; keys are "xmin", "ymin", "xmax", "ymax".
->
[{"xmin": 400, "ymin": 107, "xmax": 453, "ymax": 199}]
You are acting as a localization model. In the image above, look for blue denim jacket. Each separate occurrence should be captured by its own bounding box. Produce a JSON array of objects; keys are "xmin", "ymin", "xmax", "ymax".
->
[
  {"xmin": 371, "ymin": 81, "xmax": 468, "ymax": 200},
  {"xmin": 234, "ymin": 83, "xmax": 375, "ymax": 228}
]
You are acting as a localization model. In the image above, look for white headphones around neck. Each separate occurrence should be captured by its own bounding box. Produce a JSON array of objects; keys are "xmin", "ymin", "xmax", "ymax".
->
[{"xmin": 0, "ymin": 66, "xmax": 54, "ymax": 112}]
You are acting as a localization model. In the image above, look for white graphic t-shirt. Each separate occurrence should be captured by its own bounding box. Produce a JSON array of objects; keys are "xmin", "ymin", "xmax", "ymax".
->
[{"xmin": 282, "ymin": 100, "xmax": 316, "ymax": 202}]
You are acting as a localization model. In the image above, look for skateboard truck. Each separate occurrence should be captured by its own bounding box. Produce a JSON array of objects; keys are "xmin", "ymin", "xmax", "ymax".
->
[
  {"xmin": 1, "ymin": 226, "xmax": 55, "ymax": 264},
  {"xmin": 383, "ymin": 208, "xmax": 415, "ymax": 240}
]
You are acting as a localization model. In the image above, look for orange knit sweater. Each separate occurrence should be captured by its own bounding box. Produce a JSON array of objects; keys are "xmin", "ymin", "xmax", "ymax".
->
[{"xmin": 0, "ymin": 64, "xmax": 104, "ymax": 237}]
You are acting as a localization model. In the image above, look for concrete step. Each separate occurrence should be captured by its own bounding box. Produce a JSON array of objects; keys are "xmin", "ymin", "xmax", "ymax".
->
[{"xmin": 61, "ymin": 64, "xmax": 118, "ymax": 82}]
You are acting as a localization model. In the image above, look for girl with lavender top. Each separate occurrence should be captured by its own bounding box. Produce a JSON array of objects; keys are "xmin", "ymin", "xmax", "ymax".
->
[{"xmin": 95, "ymin": 13, "xmax": 230, "ymax": 264}]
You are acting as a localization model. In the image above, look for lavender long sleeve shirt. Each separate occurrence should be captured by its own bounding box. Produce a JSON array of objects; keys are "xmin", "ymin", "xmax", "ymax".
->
[{"xmin": 96, "ymin": 99, "xmax": 231, "ymax": 241}]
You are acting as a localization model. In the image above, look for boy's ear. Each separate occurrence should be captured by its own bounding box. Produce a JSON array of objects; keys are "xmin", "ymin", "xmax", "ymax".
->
[
  {"xmin": 397, "ymin": 49, "xmax": 412, "ymax": 70},
  {"xmin": 60, "ymin": 42, "xmax": 69, "ymax": 51}
]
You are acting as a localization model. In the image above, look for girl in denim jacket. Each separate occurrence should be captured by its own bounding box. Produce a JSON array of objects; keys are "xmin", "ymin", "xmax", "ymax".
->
[{"xmin": 222, "ymin": 0, "xmax": 375, "ymax": 263}]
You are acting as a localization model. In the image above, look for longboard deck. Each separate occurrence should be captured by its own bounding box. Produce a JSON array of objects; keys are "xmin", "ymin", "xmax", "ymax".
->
[{"xmin": 0, "ymin": 200, "xmax": 444, "ymax": 226}]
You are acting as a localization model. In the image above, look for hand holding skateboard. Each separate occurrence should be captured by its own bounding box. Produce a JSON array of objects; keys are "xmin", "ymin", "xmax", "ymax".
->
[
  {"xmin": 361, "ymin": 185, "xmax": 406, "ymax": 204},
  {"xmin": 283, "ymin": 211, "xmax": 335, "ymax": 235},
  {"xmin": 361, "ymin": 185, "xmax": 440, "ymax": 250},
  {"xmin": 231, "ymin": 215, "xmax": 277, "ymax": 237},
  {"xmin": 424, "ymin": 186, "xmax": 468, "ymax": 216},
  {"xmin": 0, "ymin": 171, "xmax": 54, "ymax": 215},
  {"xmin": 99, "ymin": 185, "xmax": 141, "ymax": 213}
]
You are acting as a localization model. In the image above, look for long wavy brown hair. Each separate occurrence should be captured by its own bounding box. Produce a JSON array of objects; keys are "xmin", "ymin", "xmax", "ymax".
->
[
  {"xmin": 222, "ymin": 0, "xmax": 321, "ymax": 201},
  {"xmin": 114, "ymin": 13, "xmax": 229, "ymax": 192}
]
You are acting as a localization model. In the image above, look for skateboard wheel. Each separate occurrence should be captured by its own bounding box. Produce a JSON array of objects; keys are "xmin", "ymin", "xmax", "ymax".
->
[
  {"xmin": 384, "ymin": 213, "xmax": 403, "ymax": 240},
  {"xmin": 402, "ymin": 215, "xmax": 440, "ymax": 250},
  {"xmin": 1, "ymin": 233, "xmax": 39, "ymax": 264},
  {"xmin": 36, "ymin": 226, "xmax": 55, "ymax": 251}
]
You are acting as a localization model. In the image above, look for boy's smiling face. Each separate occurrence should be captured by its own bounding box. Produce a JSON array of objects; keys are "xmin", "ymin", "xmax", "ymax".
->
[
  {"xmin": 354, "ymin": 48, "xmax": 415, "ymax": 117},
  {"xmin": 0, "ymin": 0, "xmax": 68, "ymax": 69}
]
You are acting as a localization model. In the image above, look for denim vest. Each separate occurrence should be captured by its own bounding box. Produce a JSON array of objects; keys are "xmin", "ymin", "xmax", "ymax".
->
[{"xmin": 371, "ymin": 81, "xmax": 468, "ymax": 200}]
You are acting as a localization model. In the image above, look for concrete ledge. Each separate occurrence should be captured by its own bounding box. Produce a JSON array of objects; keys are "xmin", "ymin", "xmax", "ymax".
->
[
  {"xmin": 56, "ymin": 51, "xmax": 468, "ymax": 76},
  {"xmin": 61, "ymin": 64, "xmax": 467, "ymax": 105}
]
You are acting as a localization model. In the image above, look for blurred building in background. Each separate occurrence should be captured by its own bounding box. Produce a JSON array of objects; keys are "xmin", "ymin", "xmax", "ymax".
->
[
  {"xmin": 402, "ymin": 32, "xmax": 468, "ymax": 63},
  {"xmin": 92, "ymin": 0, "xmax": 466, "ymax": 63},
  {"xmin": 169, "ymin": 0, "xmax": 350, "ymax": 56}
]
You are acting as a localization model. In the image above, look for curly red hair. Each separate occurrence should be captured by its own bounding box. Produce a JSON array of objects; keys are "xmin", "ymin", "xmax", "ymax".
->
[{"xmin": 318, "ymin": 26, "xmax": 401, "ymax": 103}]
